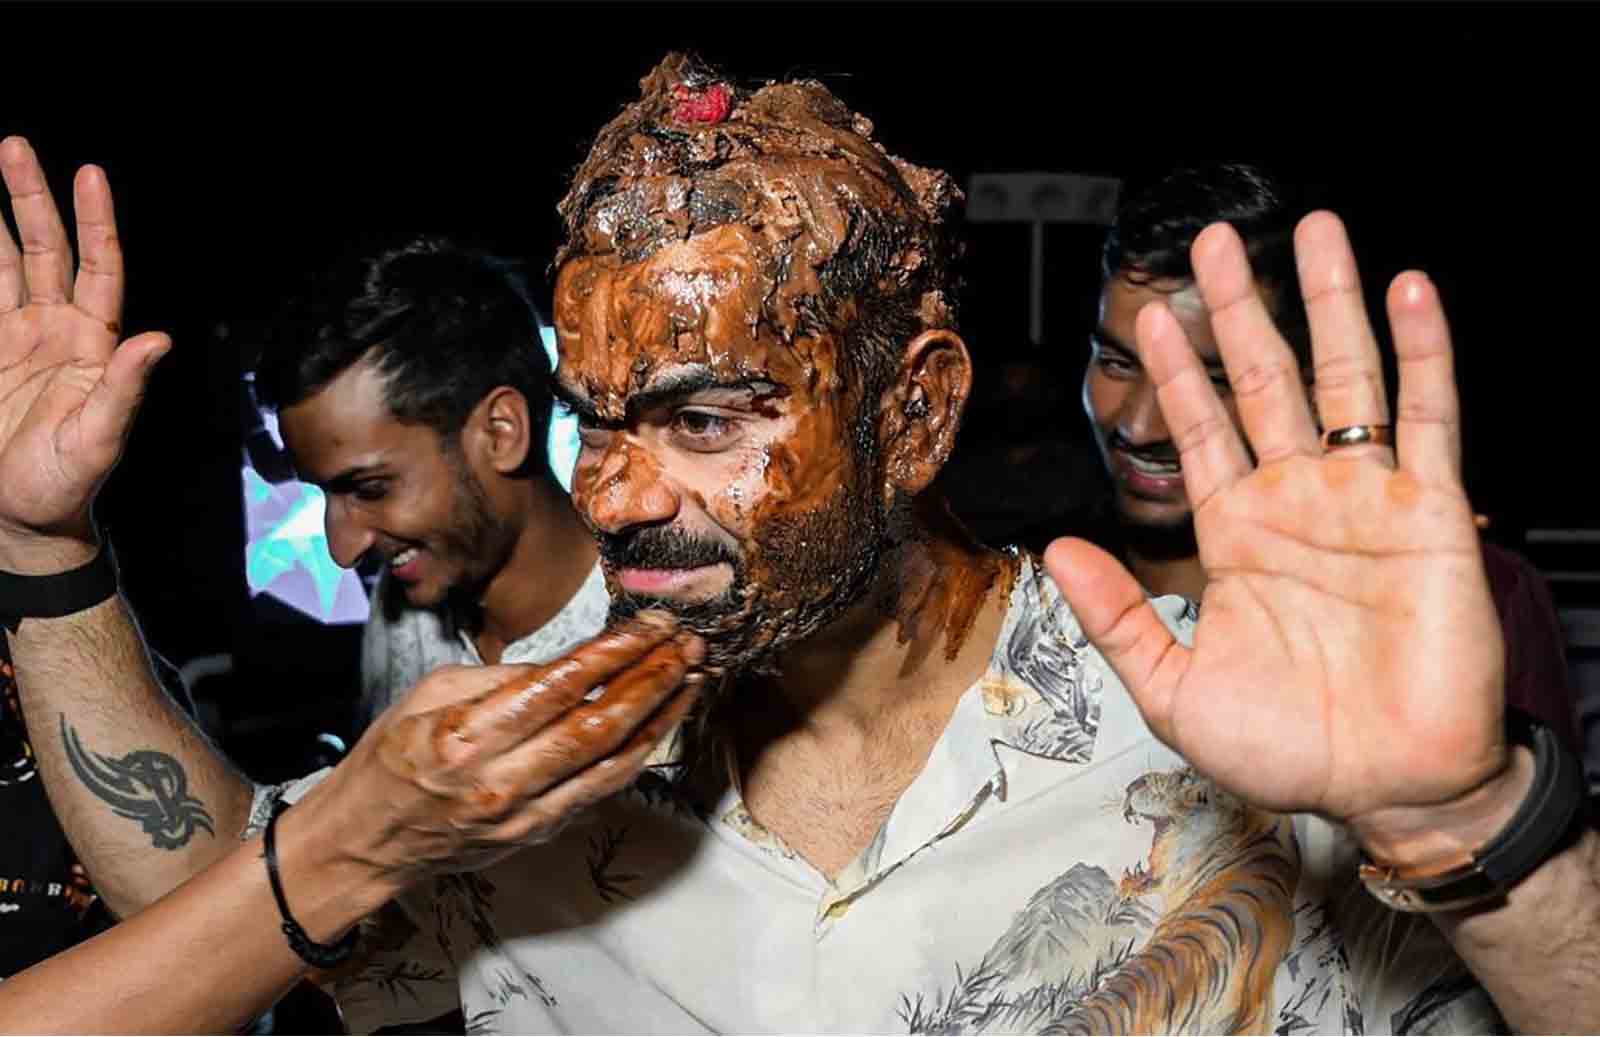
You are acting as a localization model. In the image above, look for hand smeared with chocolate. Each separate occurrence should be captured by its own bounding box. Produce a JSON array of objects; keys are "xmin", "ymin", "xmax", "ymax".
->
[{"xmin": 555, "ymin": 53, "xmax": 976, "ymax": 679}]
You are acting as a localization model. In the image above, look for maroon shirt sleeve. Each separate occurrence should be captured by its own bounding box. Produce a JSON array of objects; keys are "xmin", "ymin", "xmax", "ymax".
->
[{"xmin": 1481, "ymin": 542, "xmax": 1582, "ymax": 752}]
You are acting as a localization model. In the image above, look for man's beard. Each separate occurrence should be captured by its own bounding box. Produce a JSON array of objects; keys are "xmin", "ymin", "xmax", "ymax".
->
[
  {"xmin": 1112, "ymin": 497, "xmax": 1199, "ymax": 561},
  {"xmin": 600, "ymin": 483, "xmax": 887, "ymax": 682},
  {"xmin": 394, "ymin": 448, "xmax": 519, "ymax": 617},
  {"xmin": 449, "ymin": 452, "xmax": 520, "ymax": 591}
]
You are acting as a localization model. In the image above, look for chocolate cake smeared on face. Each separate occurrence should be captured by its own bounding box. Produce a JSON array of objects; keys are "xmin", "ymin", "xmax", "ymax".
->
[{"xmin": 554, "ymin": 53, "xmax": 967, "ymax": 677}]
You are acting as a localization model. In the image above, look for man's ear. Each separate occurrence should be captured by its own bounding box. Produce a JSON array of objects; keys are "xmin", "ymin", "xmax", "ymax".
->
[
  {"xmin": 464, "ymin": 387, "xmax": 534, "ymax": 476},
  {"xmin": 878, "ymin": 328, "xmax": 973, "ymax": 499}
]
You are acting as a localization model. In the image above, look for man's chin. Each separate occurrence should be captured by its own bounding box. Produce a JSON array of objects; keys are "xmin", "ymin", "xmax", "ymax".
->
[
  {"xmin": 608, "ymin": 590, "xmax": 764, "ymax": 675},
  {"xmin": 1114, "ymin": 503, "xmax": 1199, "ymax": 561},
  {"xmin": 1113, "ymin": 491, "xmax": 1191, "ymax": 531},
  {"xmin": 611, "ymin": 575, "xmax": 850, "ymax": 681},
  {"xmin": 396, "ymin": 578, "xmax": 452, "ymax": 610}
]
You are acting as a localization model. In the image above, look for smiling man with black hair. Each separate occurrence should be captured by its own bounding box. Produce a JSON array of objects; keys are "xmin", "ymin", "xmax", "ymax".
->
[
  {"xmin": 253, "ymin": 236, "xmax": 608, "ymax": 734},
  {"xmin": 1080, "ymin": 162, "xmax": 1580, "ymax": 754}
]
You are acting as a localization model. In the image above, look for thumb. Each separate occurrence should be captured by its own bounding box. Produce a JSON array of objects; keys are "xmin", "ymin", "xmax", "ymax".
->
[
  {"xmin": 75, "ymin": 331, "xmax": 171, "ymax": 463},
  {"xmin": 1041, "ymin": 536, "xmax": 1187, "ymax": 743}
]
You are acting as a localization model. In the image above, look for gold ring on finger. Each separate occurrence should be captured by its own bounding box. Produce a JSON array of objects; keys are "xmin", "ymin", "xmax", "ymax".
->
[{"xmin": 1321, "ymin": 424, "xmax": 1394, "ymax": 451}]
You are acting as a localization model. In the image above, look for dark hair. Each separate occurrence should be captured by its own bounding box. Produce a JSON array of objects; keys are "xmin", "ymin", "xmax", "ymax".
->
[
  {"xmin": 254, "ymin": 235, "xmax": 554, "ymax": 469},
  {"xmin": 1104, "ymin": 163, "xmax": 1309, "ymax": 363}
]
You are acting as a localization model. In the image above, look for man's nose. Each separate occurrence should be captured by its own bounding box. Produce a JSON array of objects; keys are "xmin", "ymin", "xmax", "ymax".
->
[
  {"xmin": 1118, "ymin": 376, "xmax": 1170, "ymax": 445},
  {"xmin": 578, "ymin": 438, "xmax": 681, "ymax": 535},
  {"xmin": 323, "ymin": 496, "xmax": 375, "ymax": 570}
]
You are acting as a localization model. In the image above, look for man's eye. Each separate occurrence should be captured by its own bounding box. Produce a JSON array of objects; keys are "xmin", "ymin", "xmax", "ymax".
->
[
  {"xmin": 1094, "ymin": 351, "xmax": 1138, "ymax": 377},
  {"xmin": 352, "ymin": 481, "xmax": 389, "ymax": 502},
  {"xmin": 671, "ymin": 410, "xmax": 737, "ymax": 449},
  {"xmin": 576, "ymin": 415, "xmax": 613, "ymax": 449}
]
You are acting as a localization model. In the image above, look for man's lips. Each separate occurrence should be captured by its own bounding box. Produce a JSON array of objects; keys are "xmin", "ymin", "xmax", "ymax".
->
[
  {"xmin": 1112, "ymin": 448, "xmax": 1185, "ymax": 499},
  {"xmin": 616, "ymin": 564, "xmax": 726, "ymax": 596},
  {"xmin": 389, "ymin": 546, "xmax": 424, "ymax": 582}
]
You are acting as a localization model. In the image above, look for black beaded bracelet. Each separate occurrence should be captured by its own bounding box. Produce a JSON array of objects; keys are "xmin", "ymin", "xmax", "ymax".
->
[{"xmin": 263, "ymin": 792, "xmax": 359, "ymax": 969}]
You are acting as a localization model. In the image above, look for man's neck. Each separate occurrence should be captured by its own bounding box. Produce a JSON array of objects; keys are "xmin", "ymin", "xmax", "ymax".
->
[
  {"xmin": 472, "ymin": 480, "xmax": 598, "ymax": 662},
  {"xmin": 1127, "ymin": 550, "xmax": 1207, "ymax": 602},
  {"xmin": 725, "ymin": 501, "xmax": 1016, "ymax": 880},
  {"xmin": 751, "ymin": 501, "xmax": 1016, "ymax": 741}
]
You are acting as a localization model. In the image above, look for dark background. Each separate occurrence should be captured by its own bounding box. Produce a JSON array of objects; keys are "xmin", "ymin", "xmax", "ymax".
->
[{"xmin": 7, "ymin": 4, "xmax": 1596, "ymax": 769}]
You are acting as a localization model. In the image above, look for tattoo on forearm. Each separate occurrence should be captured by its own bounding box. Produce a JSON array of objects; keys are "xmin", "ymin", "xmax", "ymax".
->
[{"xmin": 60, "ymin": 716, "xmax": 215, "ymax": 850}]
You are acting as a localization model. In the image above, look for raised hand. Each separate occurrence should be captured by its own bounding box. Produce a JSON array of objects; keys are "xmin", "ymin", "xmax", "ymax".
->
[
  {"xmin": 0, "ymin": 137, "xmax": 170, "ymax": 562},
  {"xmin": 288, "ymin": 612, "xmax": 705, "ymax": 890},
  {"xmin": 1046, "ymin": 213, "xmax": 1507, "ymax": 859}
]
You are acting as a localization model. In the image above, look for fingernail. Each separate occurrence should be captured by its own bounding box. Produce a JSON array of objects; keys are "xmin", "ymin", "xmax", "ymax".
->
[
  {"xmin": 1399, "ymin": 271, "xmax": 1432, "ymax": 305},
  {"xmin": 679, "ymin": 634, "xmax": 706, "ymax": 665},
  {"xmin": 634, "ymin": 609, "xmax": 678, "ymax": 631}
]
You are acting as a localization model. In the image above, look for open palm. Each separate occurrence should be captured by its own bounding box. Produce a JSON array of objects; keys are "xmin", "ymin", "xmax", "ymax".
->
[
  {"xmin": 1047, "ymin": 213, "xmax": 1505, "ymax": 834},
  {"xmin": 0, "ymin": 136, "xmax": 169, "ymax": 544}
]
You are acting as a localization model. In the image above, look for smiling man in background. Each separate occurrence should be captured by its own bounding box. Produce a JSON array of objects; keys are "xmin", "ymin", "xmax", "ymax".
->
[
  {"xmin": 252, "ymin": 236, "xmax": 607, "ymax": 735},
  {"xmin": 1077, "ymin": 162, "xmax": 1580, "ymax": 751}
]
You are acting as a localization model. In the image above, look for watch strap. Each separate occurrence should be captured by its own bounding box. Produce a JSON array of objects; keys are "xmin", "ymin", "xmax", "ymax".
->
[{"xmin": 1360, "ymin": 708, "xmax": 1587, "ymax": 912}]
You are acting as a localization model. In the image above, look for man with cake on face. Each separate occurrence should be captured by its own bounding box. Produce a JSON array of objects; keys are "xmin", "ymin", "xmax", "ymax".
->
[{"xmin": 4, "ymin": 54, "xmax": 1598, "ymax": 1033}]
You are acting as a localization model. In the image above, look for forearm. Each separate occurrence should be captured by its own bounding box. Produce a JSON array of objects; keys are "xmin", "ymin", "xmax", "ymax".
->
[
  {"xmin": 0, "ymin": 801, "xmax": 394, "ymax": 1035},
  {"xmin": 1435, "ymin": 824, "xmax": 1600, "ymax": 1033},
  {"xmin": 9, "ymin": 591, "xmax": 255, "ymax": 917}
]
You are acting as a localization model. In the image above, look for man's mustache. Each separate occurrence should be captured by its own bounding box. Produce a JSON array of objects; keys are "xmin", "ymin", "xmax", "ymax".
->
[
  {"xmin": 1107, "ymin": 430, "xmax": 1180, "ymax": 465},
  {"xmin": 597, "ymin": 526, "xmax": 740, "ymax": 572}
]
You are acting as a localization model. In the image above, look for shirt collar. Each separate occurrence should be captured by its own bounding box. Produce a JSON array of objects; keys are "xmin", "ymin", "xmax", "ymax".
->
[
  {"xmin": 640, "ymin": 551, "xmax": 1114, "ymax": 799},
  {"xmin": 975, "ymin": 552, "xmax": 1108, "ymax": 765}
]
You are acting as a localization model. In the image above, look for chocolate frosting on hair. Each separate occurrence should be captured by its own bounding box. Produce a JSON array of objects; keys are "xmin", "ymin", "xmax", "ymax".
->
[{"xmin": 556, "ymin": 53, "xmax": 961, "ymax": 344}]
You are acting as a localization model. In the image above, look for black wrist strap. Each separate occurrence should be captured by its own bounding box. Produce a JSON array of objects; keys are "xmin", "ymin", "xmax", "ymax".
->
[
  {"xmin": 1475, "ymin": 708, "xmax": 1587, "ymax": 886},
  {"xmin": 0, "ymin": 540, "xmax": 120, "ymax": 634},
  {"xmin": 263, "ymin": 792, "xmax": 359, "ymax": 969},
  {"xmin": 1360, "ymin": 708, "xmax": 1588, "ymax": 912}
]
